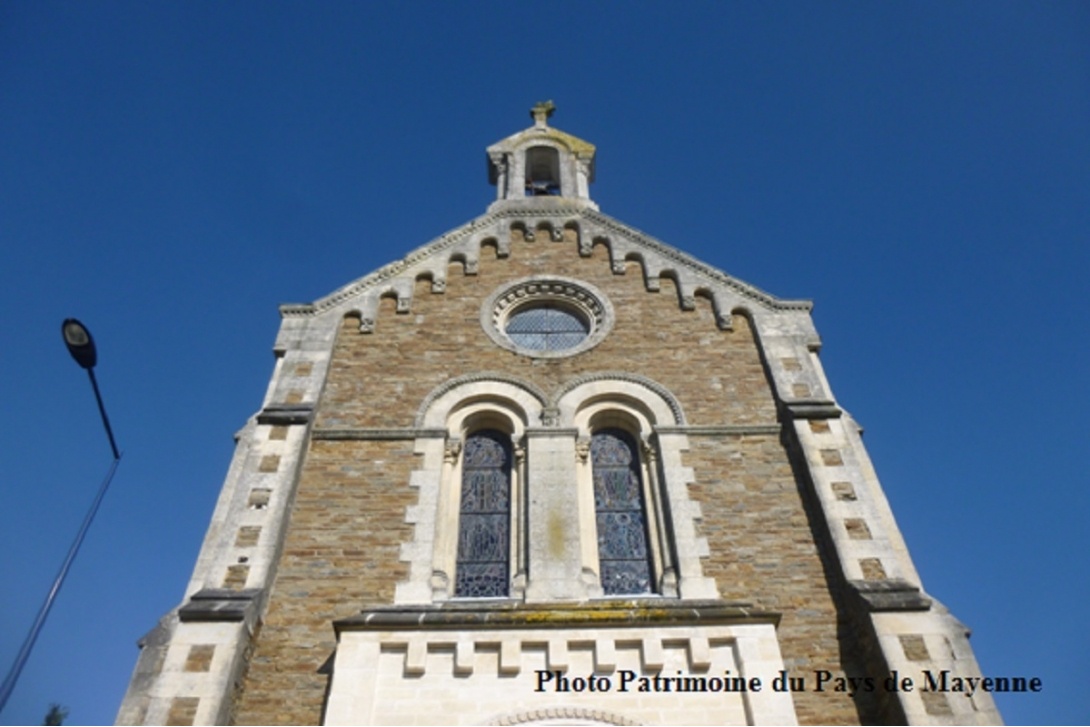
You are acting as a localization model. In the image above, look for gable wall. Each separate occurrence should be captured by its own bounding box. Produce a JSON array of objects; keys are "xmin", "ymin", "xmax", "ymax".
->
[
  {"xmin": 230, "ymin": 234, "xmax": 866, "ymax": 724},
  {"xmin": 316, "ymin": 235, "xmax": 777, "ymax": 429}
]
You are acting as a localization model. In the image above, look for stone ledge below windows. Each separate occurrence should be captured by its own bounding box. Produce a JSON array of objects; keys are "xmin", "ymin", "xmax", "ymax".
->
[
  {"xmin": 312, "ymin": 427, "xmax": 447, "ymax": 441},
  {"xmin": 334, "ymin": 599, "xmax": 779, "ymax": 632},
  {"xmin": 655, "ymin": 424, "xmax": 781, "ymax": 436}
]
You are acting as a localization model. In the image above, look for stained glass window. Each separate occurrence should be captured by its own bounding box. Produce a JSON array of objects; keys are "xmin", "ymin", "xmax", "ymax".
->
[
  {"xmin": 505, "ymin": 304, "xmax": 589, "ymax": 351},
  {"xmin": 591, "ymin": 428, "xmax": 653, "ymax": 595},
  {"xmin": 454, "ymin": 430, "xmax": 511, "ymax": 598}
]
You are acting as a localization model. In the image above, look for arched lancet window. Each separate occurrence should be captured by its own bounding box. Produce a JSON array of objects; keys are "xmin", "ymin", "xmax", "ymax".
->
[
  {"xmin": 455, "ymin": 429, "xmax": 512, "ymax": 598},
  {"xmin": 591, "ymin": 428, "xmax": 653, "ymax": 595}
]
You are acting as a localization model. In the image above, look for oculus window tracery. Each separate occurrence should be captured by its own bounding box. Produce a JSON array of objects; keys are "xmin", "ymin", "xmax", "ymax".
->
[
  {"xmin": 505, "ymin": 304, "xmax": 590, "ymax": 351},
  {"xmin": 482, "ymin": 276, "xmax": 614, "ymax": 358}
]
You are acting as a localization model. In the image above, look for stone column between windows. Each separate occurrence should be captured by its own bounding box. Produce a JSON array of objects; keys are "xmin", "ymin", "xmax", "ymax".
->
[{"xmin": 523, "ymin": 427, "xmax": 591, "ymax": 602}]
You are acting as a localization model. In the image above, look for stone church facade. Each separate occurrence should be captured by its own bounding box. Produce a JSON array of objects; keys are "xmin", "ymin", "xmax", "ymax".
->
[{"xmin": 117, "ymin": 105, "xmax": 1000, "ymax": 725}]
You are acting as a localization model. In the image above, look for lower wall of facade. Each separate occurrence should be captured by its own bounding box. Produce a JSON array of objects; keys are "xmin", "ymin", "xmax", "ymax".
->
[
  {"xmin": 229, "ymin": 429, "xmax": 878, "ymax": 725},
  {"xmin": 326, "ymin": 623, "xmax": 796, "ymax": 726},
  {"xmin": 685, "ymin": 433, "xmax": 869, "ymax": 725},
  {"xmin": 229, "ymin": 439, "xmax": 419, "ymax": 725}
]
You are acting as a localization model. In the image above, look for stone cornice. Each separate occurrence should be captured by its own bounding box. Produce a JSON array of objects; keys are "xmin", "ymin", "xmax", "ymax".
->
[
  {"xmin": 580, "ymin": 209, "xmax": 812, "ymax": 313},
  {"xmin": 523, "ymin": 427, "xmax": 580, "ymax": 438},
  {"xmin": 656, "ymin": 424, "xmax": 781, "ymax": 436},
  {"xmin": 279, "ymin": 208, "xmax": 812, "ymax": 318},
  {"xmin": 311, "ymin": 424, "xmax": 782, "ymax": 440},
  {"xmin": 312, "ymin": 428, "xmax": 447, "ymax": 441},
  {"xmin": 279, "ymin": 211, "xmax": 501, "ymax": 317}
]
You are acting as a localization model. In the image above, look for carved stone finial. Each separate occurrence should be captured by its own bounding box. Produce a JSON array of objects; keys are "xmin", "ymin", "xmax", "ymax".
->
[{"xmin": 530, "ymin": 100, "xmax": 556, "ymax": 127}]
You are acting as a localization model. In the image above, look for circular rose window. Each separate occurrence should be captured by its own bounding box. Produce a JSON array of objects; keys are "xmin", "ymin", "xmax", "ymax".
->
[
  {"xmin": 482, "ymin": 277, "xmax": 613, "ymax": 358},
  {"xmin": 505, "ymin": 303, "xmax": 589, "ymax": 351}
]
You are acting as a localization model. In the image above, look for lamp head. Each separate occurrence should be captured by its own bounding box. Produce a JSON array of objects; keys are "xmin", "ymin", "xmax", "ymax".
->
[{"xmin": 62, "ymin": 318, "xmax": 97, "ymax": 369}]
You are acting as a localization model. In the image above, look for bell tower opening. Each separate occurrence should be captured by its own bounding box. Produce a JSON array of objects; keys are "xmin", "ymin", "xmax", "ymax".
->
[
  {"xmin": 486, "ymin": 102, "xmax": 598, "ymax": 211},
  {"xmin": 525, "ymin": 146, "xmax": 561, "ymax": 196}
]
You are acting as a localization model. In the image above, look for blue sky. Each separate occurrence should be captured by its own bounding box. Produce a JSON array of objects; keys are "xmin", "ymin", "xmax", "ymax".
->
[{"xmin": 1, "ymin": 2, "xmax": 1087, "ymax": 724}]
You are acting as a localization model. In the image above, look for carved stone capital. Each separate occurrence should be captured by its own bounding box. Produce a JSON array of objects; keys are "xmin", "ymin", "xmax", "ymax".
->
[
  {"xmin": 640, "ymin": 436, "xmax": 658, "ymax": 464},
  {"xmin": 575, "ymin": 436, "xmax": 591, "ymax": 464},
  {"xmin": 429, "ymin": 570, "xmax": 450, "ymax": 600},
  {"xmin": 444, "ymin": 437, "xmax": 463, "ymax": 464}
]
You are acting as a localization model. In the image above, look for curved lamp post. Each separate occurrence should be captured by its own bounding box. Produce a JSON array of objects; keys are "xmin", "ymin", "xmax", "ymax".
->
[{"xmin": 0, "ymin": 320, "xmax": 123, "ymax": 714}]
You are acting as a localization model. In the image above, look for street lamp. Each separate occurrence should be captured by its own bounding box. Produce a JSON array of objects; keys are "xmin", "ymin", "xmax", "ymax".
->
[
  {"xmin": 0, "ymin": 319, "xmax": 123, "ymax": 714},
  {"xmin": 62, "ymin": 319, "xmax": 120, "ymax": 459}
]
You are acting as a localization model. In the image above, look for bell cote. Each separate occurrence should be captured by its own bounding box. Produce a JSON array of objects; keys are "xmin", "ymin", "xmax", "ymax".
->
[{"xmin": 487, "ymin": 101, "xmax": 598, "ymax": 212}]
